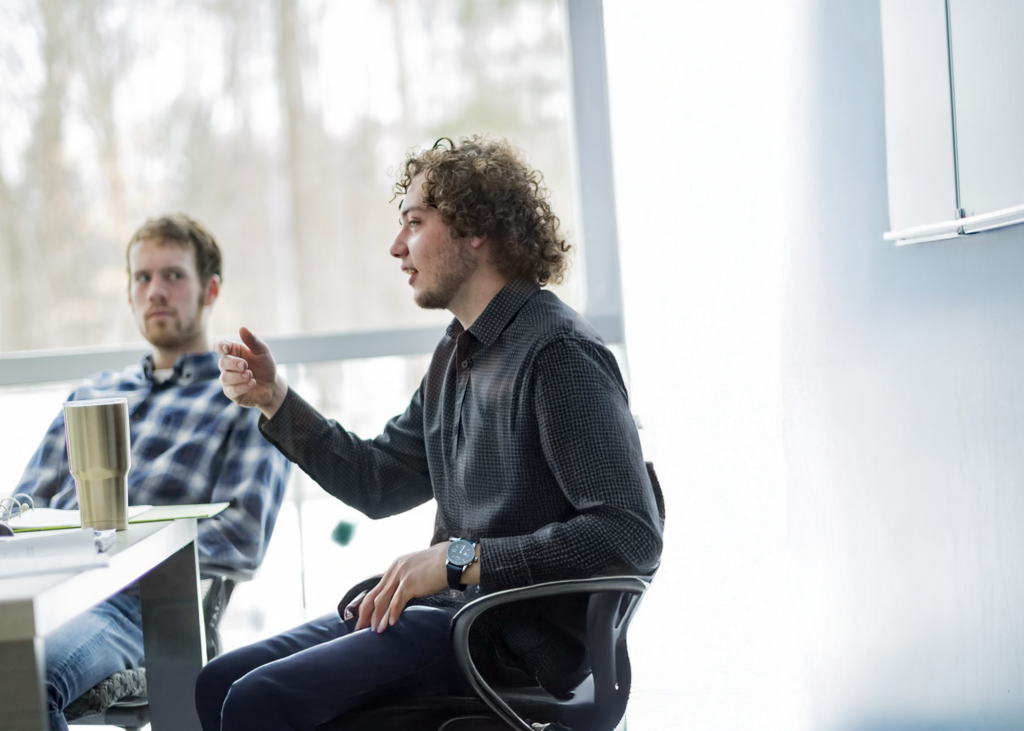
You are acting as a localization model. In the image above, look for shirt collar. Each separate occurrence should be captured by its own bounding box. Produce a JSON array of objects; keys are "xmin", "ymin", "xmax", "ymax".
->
[
  {"xmin": 141, "ymin": 351, "xmax": 219, "ymax": 385},
  {"xmin": 446, "ymin": 278, "xmax": 540, "ymax": 348}
]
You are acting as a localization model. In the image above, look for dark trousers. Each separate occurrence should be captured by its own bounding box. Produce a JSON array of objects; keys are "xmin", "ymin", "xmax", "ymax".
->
[{"xmin": 195, "ymin": 606, "xmax": 471, "ymax": 731}]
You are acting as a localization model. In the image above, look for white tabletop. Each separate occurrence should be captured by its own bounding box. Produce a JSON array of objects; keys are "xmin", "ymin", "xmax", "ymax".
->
[
  {"xmin": 0, "ymin": 519, "xmax": 197, "ymax": 641},
  {"xmin": 0, "ymin": 519, "xmax": 204, "ymax": 731}
]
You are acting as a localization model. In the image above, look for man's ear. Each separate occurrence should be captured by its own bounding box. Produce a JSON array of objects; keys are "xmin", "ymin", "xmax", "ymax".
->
[{"xmin": 204, "ymin": 274, "xmax": 221, "ymax": 306}]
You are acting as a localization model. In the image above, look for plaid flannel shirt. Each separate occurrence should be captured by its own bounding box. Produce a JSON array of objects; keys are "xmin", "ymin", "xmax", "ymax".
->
[{"xmin": 13, "ymin": 352, "xmax": 290, "ymax": 572}]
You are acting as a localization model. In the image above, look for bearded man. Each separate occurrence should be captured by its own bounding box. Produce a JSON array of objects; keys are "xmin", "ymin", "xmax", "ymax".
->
[{"xmin": 12, "ymin": 214, "xmax": 291, "ymax": 731}]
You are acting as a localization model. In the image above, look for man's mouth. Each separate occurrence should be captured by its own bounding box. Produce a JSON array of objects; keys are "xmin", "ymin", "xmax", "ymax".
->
[{"xmin": 146, "ymin": 310, "xmax": 173, "ymax": 320}]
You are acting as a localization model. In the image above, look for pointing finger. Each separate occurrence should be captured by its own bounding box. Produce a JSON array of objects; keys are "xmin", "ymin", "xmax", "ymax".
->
[{"xmin": 239, "ymin": 327, "xmax": 271, "ymax": 355}]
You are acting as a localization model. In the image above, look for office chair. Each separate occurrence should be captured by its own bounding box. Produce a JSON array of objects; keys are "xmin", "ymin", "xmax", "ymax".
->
[
  {"xmin": 319, "ymin": 573, "xmax": 652, "ymax": 731},
  {"xmin": 319, "ymin": 463, "xmax": 665, "ymax": 731},
  {"xmin": 65, "ymin": 568, "xmax": 248, "ymax": 729}
]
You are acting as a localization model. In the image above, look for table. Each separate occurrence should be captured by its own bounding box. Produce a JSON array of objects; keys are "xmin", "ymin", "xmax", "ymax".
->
[{"xmin": 0, "ymin": 519, "xmax": 205, "ymax": 730}]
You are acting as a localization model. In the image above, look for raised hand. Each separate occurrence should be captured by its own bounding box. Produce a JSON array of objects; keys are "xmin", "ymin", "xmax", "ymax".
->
[{"xmin": 216, "ymin": 327, "xmax": 288, "ymax": 417}]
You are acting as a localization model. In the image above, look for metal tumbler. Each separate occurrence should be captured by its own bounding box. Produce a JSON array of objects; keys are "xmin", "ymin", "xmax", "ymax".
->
[{"xmin": 63, "ymin": 397, "xmax": 132, "ymax": 531}]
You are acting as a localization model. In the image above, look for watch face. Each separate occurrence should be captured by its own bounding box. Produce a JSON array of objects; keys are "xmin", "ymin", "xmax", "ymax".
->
[{"xmin": 447, "ymin": 539, "xmax": 476, "ymax": 567}]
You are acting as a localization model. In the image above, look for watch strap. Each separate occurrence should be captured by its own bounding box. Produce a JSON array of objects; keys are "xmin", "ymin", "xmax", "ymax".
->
[{"xmin": 446, "ymin": 561, "xmax": 464, "ymax": 591}]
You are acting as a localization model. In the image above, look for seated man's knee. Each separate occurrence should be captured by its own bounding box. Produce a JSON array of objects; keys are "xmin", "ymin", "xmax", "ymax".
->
[
  {"xmin": 219, "ymin": 668, "xmax": 291, "ymax": 725},
  {"xmin": 195, "ymin": 653, "xmax": 244, "ymax": 723}
]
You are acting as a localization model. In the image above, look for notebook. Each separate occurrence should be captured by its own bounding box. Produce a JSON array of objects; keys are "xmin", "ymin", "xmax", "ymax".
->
[{"xmin": 4, "ymin": 502, "xmax": 229, "ymax": 533}]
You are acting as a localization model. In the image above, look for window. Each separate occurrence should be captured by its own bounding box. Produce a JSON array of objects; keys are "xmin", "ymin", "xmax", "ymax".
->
[
  {"xmin": 0, "ymin": 0, "xmax": 629, "ymax": 687},
  {"xmin": 0, "ymin": 0, "xmax": 582, "ymax": 353}
]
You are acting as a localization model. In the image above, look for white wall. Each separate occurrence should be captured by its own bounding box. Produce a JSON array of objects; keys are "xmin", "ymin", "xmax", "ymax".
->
[
  {"xmin": 785, "ymin": 2, "xmax": 1024, "ymax": 729},
  {"xmin": 605, "ymin": 1, "xmax": 804, "ymax": 728},
  {"xmin": 608, "ymin": 1, "xmax": 1024, "ymax": 729}
]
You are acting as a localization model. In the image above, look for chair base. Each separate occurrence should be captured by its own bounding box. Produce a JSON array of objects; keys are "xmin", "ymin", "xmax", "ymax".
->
[{"xmin": 64, "ymin": 702, "xmax": 150, "ymax": 730}]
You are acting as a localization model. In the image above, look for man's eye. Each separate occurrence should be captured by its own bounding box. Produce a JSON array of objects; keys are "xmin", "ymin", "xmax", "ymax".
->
[
  {"xmin": 408, "ymin": 219, "xmax": 420, "ymax": 227},
  {"xmin": 168, "ymin": 272, "xmax": 183, "ymax": 281},
  {"xmin": 135, "ymin": 274, "xmax": 150, "ymax": 283}
]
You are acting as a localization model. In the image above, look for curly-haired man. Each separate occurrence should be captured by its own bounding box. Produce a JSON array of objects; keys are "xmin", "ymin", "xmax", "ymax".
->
[{"xmin": 197, "ymin": 136, "xmax": 664, "ymax": 730}]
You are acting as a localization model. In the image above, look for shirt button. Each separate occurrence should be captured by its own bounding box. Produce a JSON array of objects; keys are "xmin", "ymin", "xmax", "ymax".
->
[{"xmin": 461, "ymin": 360, "xmax": 469, "ymax": 369}]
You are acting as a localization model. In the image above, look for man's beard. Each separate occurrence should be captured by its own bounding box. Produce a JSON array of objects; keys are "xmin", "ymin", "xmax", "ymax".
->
[
  {"xmin": 143, "ymin": 297, "xmax": 205, "ymax": 349},
  {"xmin": 414, "ymin": 237, "xmax": 478, "ymax": 310},
  {"xmin": 145, "ymin": 315, "xmax": 202, "ymax": 348}
]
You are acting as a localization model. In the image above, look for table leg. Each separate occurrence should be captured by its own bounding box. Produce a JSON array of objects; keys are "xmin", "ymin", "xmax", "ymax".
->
[
  {"xmin": 0, "ymin": 637, "xmax": 46, "ymax": 730},
  {"xmin": 140, "ymin": 539, "xmax": 206, "ymax": 731}
]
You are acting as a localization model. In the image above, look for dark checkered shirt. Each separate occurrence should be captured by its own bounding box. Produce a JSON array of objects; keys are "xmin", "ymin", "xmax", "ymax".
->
[{"xmin": 261, "ymin": 278, "xmax": 664, "ymax": 692}]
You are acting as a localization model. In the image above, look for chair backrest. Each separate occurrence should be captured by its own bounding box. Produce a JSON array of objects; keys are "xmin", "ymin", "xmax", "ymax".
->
[
  {"xmin": 449, "ymin": 575, "xmax": 652, "ymax": 731},
  {"xmin": 580, "ymin": 586, "xmax": 646, "ymax": 729},
  {"xmin": 646, "ymin": 460, "xmax": 666, "ymax": 528}
]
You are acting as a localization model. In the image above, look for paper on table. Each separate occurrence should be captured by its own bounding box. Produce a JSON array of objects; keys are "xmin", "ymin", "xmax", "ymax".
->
[
  {"xmin": 0, "ymin": 527, "xmax": 97, "ymax": 558},
  {"xmin": 127, "ymin": 502, "xmax": 229, "ymax": 523},
  {"xmin": 8, "ymin": 505, "xmax": 153, "ymax": 532},
  {"xmin": 0, "ymin": 527, "xmax": 111, "ymax": 579},
  {"xmin": 7, "ymin": 502, "xmax": 229, "ymax": 533},
  {"xmin": 94, "ymin": 529, "xmax": 116, "ymax": 552}
]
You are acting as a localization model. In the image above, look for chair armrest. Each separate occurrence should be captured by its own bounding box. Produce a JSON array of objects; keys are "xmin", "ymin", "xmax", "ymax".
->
[
  {"xmin": 336, "ymin": 575, "xmax": 383, "ymax": 619},
  {"xmin": 449, "ymin": 576, "xmax": 652, "ymax": 731}
]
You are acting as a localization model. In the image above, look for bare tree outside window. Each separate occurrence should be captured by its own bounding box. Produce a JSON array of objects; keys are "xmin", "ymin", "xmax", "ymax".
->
[{"xmin": 0, "ymin": 0, "xmax": 580, "ymax": 353}]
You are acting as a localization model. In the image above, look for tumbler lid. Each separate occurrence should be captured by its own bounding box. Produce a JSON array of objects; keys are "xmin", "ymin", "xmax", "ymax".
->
[{"xmin": 64, "ymin": 397, "xmax": 129, "ymax": 408}]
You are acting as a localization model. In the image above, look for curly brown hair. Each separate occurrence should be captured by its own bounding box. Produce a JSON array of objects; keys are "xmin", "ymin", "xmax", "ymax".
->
[{"xmin": 393, "ymin": 136, "xmax": 571, "ymax": 287}]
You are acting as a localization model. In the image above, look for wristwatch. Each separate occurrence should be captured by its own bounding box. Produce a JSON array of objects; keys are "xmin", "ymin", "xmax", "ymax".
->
[{"xmin": 446, "ymin": 537, "xmax": 478, "ymax": 590}]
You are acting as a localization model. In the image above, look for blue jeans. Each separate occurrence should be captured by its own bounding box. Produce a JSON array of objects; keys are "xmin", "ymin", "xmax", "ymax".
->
[
  {"xmin": 195, "ymin": 606, "xmax": 471, "ymax": 731},
  {"xmin": 43, "ymin": 590, "xmax": 144, "ymax": 731}
]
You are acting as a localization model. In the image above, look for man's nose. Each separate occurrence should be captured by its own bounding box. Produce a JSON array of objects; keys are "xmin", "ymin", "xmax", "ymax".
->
[
  {"xmin": 147, "ymin": 280, "xmax": 169, "ymax": 301},
  {"xmin": 390, "ymin": 234, "xmax": 407, "ymax": 259}
]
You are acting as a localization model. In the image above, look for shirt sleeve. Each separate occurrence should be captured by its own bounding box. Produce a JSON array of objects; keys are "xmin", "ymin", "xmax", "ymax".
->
[
  {"xmin": 12, "ymin": 407, "xmax": 72, "ymax": 505},
  {"xmin": 480, "ymin": 337, "xmax": 664, "ymax": 591},
  {"xmin": 259, "ymin": 386, "xmax": 434, "ymax": 519},
  {"xmin": 196, "ymin": 407, "xmax": 291, "ymax": 572}
]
